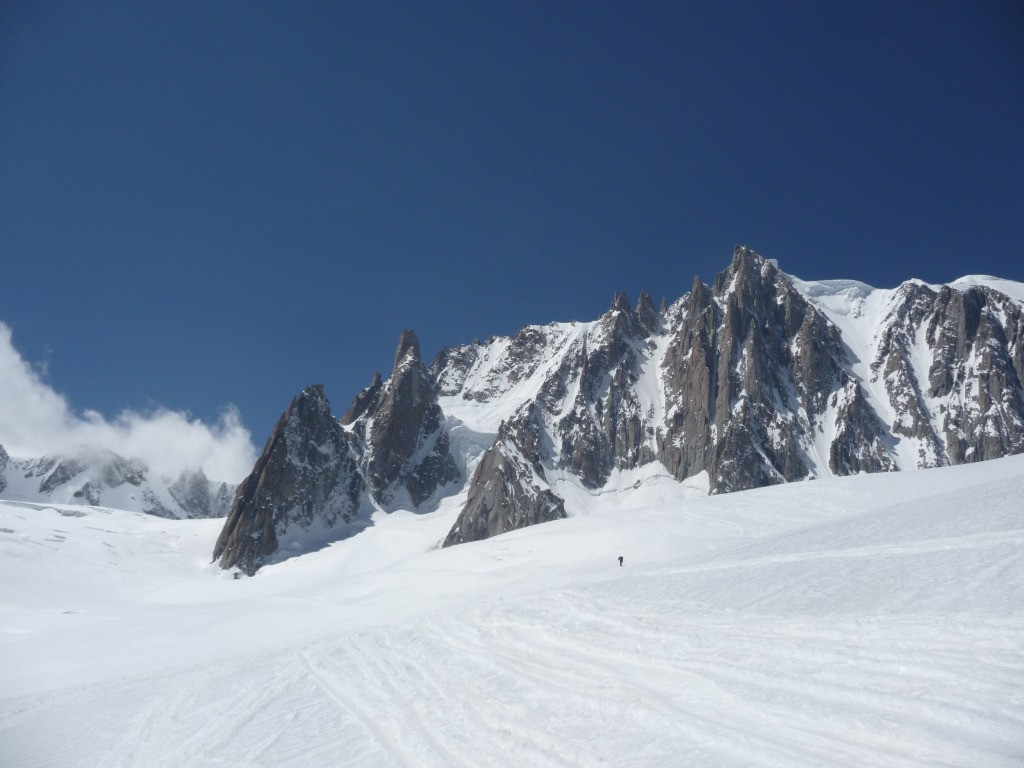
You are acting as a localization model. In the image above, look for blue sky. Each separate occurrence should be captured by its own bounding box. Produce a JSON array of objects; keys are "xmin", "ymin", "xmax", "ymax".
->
[{"xmin": 1, "ymin": 1, "xmax": 1022, "ymax": 459}]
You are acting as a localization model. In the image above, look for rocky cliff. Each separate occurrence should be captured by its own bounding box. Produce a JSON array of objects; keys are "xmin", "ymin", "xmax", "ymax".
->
[
  {"xmin": 212, "ymin": 385, "xmax": 364, "ymax": 574},
  {"xmin": 213, "ymin": 331, "xmax": 461, "ymax": 572},
  {"xmin": 437, "ymin": 247, "xmax": 1023, "ymax": 545},
  {"xmin": 216, "ymin": 246, "xmax": 1024, "ymax": 568},
  {"xmin": 442, "ymin": 416, "xmax": 565, "ymax": 547},
  {"xmin": 360, "ymin": 330, "xmax": 460, "ymax": 507}
]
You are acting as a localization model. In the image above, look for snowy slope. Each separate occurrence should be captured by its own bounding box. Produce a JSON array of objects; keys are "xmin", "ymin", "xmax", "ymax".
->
[{"xmin": 2, "ymin": 455, "xmax": 1022, "ymax": 767}]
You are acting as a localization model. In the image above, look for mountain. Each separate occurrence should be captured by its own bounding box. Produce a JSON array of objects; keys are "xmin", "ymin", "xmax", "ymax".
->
[
  {"xmin": 214, "ymin": 247, "xmax": 1024, "ymax": 571},
  {"xmin": 0, "ymin": 443, "xmax": 234, "ymax": 519},
  {"xmin": 214, "ymin": 332, "xmax": 461, "ymax": 574},
  {"xmin": 212, "ymin": 385, "xmax": 365, "ymax": 574}
]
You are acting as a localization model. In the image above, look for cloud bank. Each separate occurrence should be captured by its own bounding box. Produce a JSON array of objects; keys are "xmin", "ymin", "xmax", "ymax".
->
[{"xmin": 0, "ymin": 323, "xmax": 257, "ymax": 482}]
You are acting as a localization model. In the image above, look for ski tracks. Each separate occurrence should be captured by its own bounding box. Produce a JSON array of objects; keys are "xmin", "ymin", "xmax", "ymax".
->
[{"xmin": 3, "ymin": 597, "xmax": 1021, "ymax": 767}]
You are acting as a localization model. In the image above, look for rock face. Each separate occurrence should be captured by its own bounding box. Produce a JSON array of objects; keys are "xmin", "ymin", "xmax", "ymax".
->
[
  {"xmin": 0, "ymin": 445, "xmax": 234, "ymax": 518},
  {"xmin": 361, "ymin": 330, "xmax": 460, "ymax": 507},
  {"xmin": 433, "ymin": 246, "xmax": 1024, "ymax": 544},
  {"xmin": 870, "ymin": 282, "xmax": 1024, "ymax": 466},
  {"xmin": 218, "ymin": 246, "xmax": 1024, "ymax": 563},
  {"xmin": 661, "ymin": 247, "xmax": 896, "ymax": 492},
  {"xmin": 213, "ymin": 385, "xmax": 364, "ymax": 575},
  {"xmin": 442, "ymin": 419, "xmax": 565, "ymax": 547},
  {"xmin": 212, "ymin": 331, "xmax": 461, "ymax": 572}
]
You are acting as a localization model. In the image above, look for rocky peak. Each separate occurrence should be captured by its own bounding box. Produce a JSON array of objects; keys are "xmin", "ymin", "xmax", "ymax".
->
[
  {"xmin": 684, "ymin": 275, "xmax": 714, "ymax": 315},
  {"xmin": 714, "ymin": 245, "xmax": 765, "ymax": 292},
  {"xmin": 168, "ymin": 467, "xmax": 235, "ymax": 520},
  {"xmin": 658, "ymin": 249, "xmax": 897, "ymax": 494},
  {"xmin": 340, "ymin": 372, "xmax": 384, "ymax": 426},
  {"xmin": 635, "ymin": 292, "xmax": 659, "ymax": 336},
  {"xmin": 0, "ymin": 443, "xmax": 8, "ymax": 494},
  {"xmin": 394, "ymin": 329, "xmax": 422, "ymax": 370},
  {"xmin": 915, "ymin": 284, "xmax": 1024, "ymax": 464},
  {"xmin": 364, "ymin": 331, "xmax": 459, "ymax": 506},
  {"xmin": 212, "ymin": 384, "xmax": 363, "ymax": 575},
  {"xmin": 442, "ymin": 416, "xmax": 566, "ymax": 548},
  {"xmin": 610, "ymin": 291, "xmax": 632, "ymax": 314}
]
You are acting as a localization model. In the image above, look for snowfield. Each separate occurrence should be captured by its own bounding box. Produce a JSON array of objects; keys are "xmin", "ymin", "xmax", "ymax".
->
[{"xmin": 2, "ymin": 456, "xmax": 1023, "ymax": 767}]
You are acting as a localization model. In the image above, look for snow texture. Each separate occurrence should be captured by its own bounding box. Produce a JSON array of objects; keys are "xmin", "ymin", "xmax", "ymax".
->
[{"xmin": 2, "ymin": 454, "xmax": 1022, "ymax": 767}]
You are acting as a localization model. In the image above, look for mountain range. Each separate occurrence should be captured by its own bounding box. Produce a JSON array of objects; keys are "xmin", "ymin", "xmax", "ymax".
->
[
  {"xmin": 210, "ymin": 246, "xmax": 1024, "ymax": 573},
  {"xmin": 0, "ymin": 443, "xmax": 234, "ymax": 519}
]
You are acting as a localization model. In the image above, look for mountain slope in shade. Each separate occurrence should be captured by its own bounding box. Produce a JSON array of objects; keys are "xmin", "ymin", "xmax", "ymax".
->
[
  {"xmin": 212, "ymin": 385, "xmax": 365, "ymax": 574},
  {"xmin": 214, "ymin": 246, "xmax": 1024, "ymax": 569},
  {"xmin": 215, "ymin": 332, "xmax": 461, "ymax": 573}
]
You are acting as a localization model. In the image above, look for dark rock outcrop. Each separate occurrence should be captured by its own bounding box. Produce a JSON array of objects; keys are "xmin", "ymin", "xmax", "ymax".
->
[
  {"xmin": 707, "ymin": 248, "xmax": 892, "ymax": 490},
  {"xmin": 212, "ymin": 330, "xmax": 463, "ymax": 572},
  {"xmin": 361, "ymin": 330, "xmax": 459, "ymax": 506},
  {"xmin": 659, "ymin": 275, "xmax": 720, "ymax": 481},
  {"xmin": 872, "ymin": 282, "xmax": 949, "ymax": 464},
  {"xmin": 0, "ymin": 443, "xmax": 7, "ymax": 495},
  {"xmin": 339, "ymin": 372, "xmax": 383, "ymax": 426},
  {"xmin": 544, "ymin": 292, "xmax": 659, "ymax": 488},
  {"xmin": 442, "ymin": 419, "xmax": 565, "ymax": 547},
  {"xmin": 873, "ymin": 282, "xmax": 1024, "ymax": 465},
  {"xmin": 213, "ymin": 385, "xmax": 363, "ymax": 574}
]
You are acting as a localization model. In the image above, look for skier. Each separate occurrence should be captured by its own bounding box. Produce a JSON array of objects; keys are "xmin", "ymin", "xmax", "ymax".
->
[{"xmin": 618, "ymin": 555, "xmax": 624, "ymax": 567}]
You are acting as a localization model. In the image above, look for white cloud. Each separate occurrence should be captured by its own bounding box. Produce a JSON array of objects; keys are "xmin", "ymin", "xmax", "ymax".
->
[{"xmin": 0, "ymin": 322, "xmax": 257, "ymax": 482}]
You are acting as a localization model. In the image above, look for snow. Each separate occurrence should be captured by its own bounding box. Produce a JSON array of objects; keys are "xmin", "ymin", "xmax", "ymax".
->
[
  {"xmin": 950, "ymin": 275, "xmax": 1024, "ymax": 305},
  {"xmin": 790, "ymin": 269, "xmax": 1024, "ymax": 473},
  {"xmin": 3, "ymin": 454, "xmax": 1023, "ymax": 767},
  {"xmin": 437, "ymin": 322, "xmax": 590, "ymax": 434},
  {"xmin": 635, "ymin": 331, "xmax": 670, "ymax": 435}
]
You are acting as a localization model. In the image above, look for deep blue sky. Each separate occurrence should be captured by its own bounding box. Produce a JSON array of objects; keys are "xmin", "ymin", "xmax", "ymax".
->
[{"xmin": 2, "ymin": 1, "xmax": 1023, "ymax": 439}]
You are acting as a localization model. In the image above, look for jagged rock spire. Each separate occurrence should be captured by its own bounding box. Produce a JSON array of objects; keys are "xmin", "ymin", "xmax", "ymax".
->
[
  {"xmin": 394, "ymin": 329, "xmax": 421, "ymax": 369},
  {"xmin": 636, "ymin": 292, "xmax": 659, "ymax": 335},
  {"xmin": 212, "ymin": 385, "xmax": 362, "ymax": 574},
  {"xmin": 610, "ymin": 291, "xmax": 632, "ymax": 314},
  {"xmin": 364, "ymin": 329, "xmax": 459, "ymax": 507},
  {"xmin": 340, "ymin": 372, "xmax": 383, "ymax": 426}
]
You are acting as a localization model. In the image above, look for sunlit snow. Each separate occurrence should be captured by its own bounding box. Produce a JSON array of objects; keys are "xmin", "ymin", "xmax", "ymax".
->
[{"xmin": 2, "ymin": 455, "xmax": 1022, "ymax": 767}]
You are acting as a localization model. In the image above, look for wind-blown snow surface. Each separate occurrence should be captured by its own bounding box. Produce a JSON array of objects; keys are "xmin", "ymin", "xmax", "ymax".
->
[{"xmin": 2, "ymin": 457, "xmax": 1023, "ymax": 767}]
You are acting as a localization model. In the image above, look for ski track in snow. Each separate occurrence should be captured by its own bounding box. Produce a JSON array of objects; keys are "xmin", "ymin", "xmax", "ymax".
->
[{"xmin": 2, "ymin": 458, "xmax": 1024, "ymax": 767}]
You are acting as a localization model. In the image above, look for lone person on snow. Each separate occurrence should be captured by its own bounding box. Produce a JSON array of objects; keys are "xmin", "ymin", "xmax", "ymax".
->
[{"xmin": 618, "ymin": 555, "xmax": 624, "ymax": 567}]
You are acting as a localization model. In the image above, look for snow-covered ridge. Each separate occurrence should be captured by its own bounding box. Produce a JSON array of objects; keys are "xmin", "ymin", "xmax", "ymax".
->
[
  {"xmin": 788, "ymin": 272, "xmax": 1024, "ymax": 327},
  {"xmin": 948, "ymin": 274, "xmax": 1024, "ymax": 303}
]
